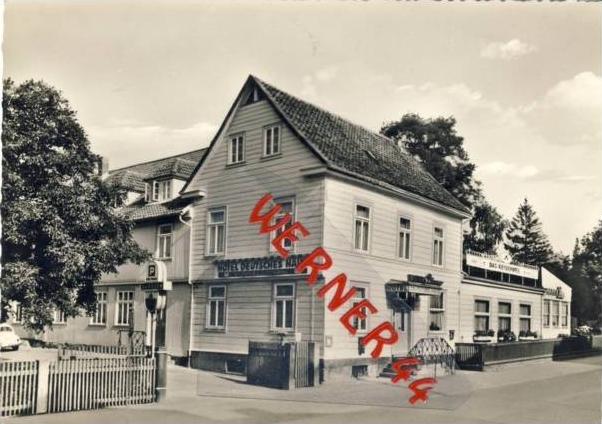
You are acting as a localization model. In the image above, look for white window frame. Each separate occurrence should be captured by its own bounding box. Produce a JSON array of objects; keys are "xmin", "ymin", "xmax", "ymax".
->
[
  {"xmin": 519, "ymin": 303, "xmax": 532, "ymax": 332},
  {"xmin": 551, "ymin": 300, "xmax": 559, "ymax": 327},
  {"xmin": 53, "ymin": 309, "xmax": 66, "ymax": 324},
  {"xmin": 152, "ymin": 180, "xmax": 160, "ymax": 202},
  {"xmin": 429, "ymin": 293, "xmax": 445, "ymax": 332},
  {"xmin": 351, "ymin": 286, "xmax": 368, "ymax": 333},
  {"xmin": 206, "ymin": 207, "xmax": 227, "ymax": 256},
  {"xmin": 543, "ymin": 299, "xmax": 550, "ymax": 327},
  {"xmin": 398, "ymin": 216, "xmax": 412, "ymax": 261},
  {"xmin": 228, "ymin": 134, "xmax": 245, "ymax": 165},
  {"xmin": 561, "ymin": 302, "xmax": 568, "ymax": 327},
  {"xmin": 270, "ymin": 197, "xmax": 295, "ymax": 253},
  {"xmin": 11, "ymin": 302, "xmax": 22, "ymax": 323},
  {"xmin": 115, "ymin": 291, "xmax": 134, "ymax": 326},
  {"xmin": 432, "ymin": 225, "xmax": 445, "ymax": 267},
  {"xmin": 156, "ymin": 180, "xmax": 171, "ymax": 201},
  {"xmin": 263, "ymin": 124, "xmax": 281, "ymax": 157},
  {"xmin": 474, "ymin": 299, "xmax": 490, "ymax": 333},
  {"xmin": 272, "ymin": 283, "xmax": 295, "ymax": 332},
  {"xmin": 498, "ymin": 302, "xmax": 512, "ymax": 332},
  {"xmin": 90, "ymin": 292, "xmax": 108, "ymax": 326},
  {"xmin": 353, "ymin": 204, "xmax": 371, "ymax": 253},
  {"xmin": 206, "ymin": 285, "xmax": 226, "ymax": 330},
  {"xmin": 157, "ymin": 224, "xmax": 173, "ymax": 259}
]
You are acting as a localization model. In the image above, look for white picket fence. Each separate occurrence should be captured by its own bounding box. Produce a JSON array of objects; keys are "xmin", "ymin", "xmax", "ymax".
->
[
  {"xmin": 0, "ymin": 356, "xmax": 155, "ymax": 417},
  {"xmin": 0, "ymin": 361, "xmax": 38, "ymax": 417}
]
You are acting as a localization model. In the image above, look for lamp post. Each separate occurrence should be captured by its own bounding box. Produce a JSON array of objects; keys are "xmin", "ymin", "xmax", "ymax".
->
[{"xmin": 142, "ymin": 260, "xmax": 170, "ymax": 403}]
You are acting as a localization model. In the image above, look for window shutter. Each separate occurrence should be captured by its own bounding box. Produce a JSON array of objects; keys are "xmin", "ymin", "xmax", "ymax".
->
[{"xmin": 144, "ymin": 183, "xmax": 150, "ymax": 202}]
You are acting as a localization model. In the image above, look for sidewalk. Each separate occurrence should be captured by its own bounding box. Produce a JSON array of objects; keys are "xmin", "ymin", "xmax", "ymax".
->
[{"xmin": 7, "ymin": 355, "xmax": 601, "ymax": 424}]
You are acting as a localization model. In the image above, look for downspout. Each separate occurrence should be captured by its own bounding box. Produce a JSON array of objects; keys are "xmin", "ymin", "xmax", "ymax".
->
[{"xmin": 179, "ymin": 206, "xmax": 194, "ymax": 368}]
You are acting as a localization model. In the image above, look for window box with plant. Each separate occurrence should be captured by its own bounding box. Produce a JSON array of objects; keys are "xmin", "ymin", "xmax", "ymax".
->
[
  {"xmin": 473, "ymin": 329, "xmax": 495, "ymax": 343},
  {"xmin": 519, "ymin": 330, "xmax": 538, "ymax": 340},
  {"xmin": 497, "ymin": 329, "xmax": 516, "ymax": 343}
]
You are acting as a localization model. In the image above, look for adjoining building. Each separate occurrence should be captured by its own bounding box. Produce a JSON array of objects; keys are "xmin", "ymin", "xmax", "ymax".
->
[
  {"xmin": 11, "ymin": 149, "xmax": 206, "ymax": 362},
  {"xmin": 459, "ymin": 251, "xmax": 571, "ymax": 344}
]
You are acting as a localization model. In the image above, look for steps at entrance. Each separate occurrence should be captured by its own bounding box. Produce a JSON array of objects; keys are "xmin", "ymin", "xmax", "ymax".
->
[{"xmin": 379, "ymin": 356, "xmax": 454, "ymax": 380}]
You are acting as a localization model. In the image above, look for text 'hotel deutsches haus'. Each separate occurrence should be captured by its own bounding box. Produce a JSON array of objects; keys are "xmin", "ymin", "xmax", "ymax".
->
[{"xmin": 11, "ymin": 76, "xmax": 572, "ymax": 379}]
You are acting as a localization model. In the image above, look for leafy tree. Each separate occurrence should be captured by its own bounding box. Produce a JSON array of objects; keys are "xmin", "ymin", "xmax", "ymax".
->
[
  {"xmin": 504, "ymin": 198, "xmax": 553, "ymax": 266},
  {"xmin": 463, "ymin": 197, "xmax": 507, "ymax": 254},
  {"xmin": 1, "ymin": 79, "xmax": 149, "ymax": 331},
  {"xmin": 381, "ymin": 113, "xmax": 506, "ymax": 253},
  {"xmin": 571, "ymin": 221, "xmax": 602, "ymax": 323}
]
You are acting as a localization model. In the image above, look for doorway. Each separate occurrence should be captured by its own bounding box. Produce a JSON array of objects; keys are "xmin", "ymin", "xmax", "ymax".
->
[{"xmin": 392, "ymin": 309, "xmax": 411, "ymax": 356}]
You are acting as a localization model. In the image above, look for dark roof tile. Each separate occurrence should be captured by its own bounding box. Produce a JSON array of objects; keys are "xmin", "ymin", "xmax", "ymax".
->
[
  {"xmin": 254, "ymin": 77, "xmax": 469, "ymax": 213},
  {"xmin": 107, "ymin": 149, "xmax": 206, "ymax": 192}
]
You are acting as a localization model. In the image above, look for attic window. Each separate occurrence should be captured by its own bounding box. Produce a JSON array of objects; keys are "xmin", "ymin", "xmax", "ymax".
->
[
  {"xmin": 364, "ymin": 149, "xmax": 377, "ymax": 161},
  {"xmin": 243, "ymin": 87, "xmax": 265, "ymax": 106}
]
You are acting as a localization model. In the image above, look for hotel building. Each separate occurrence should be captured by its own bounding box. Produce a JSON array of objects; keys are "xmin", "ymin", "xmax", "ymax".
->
[{"xmin": 9, "ymin": 76, "xmax": 572, "ymax": 378}]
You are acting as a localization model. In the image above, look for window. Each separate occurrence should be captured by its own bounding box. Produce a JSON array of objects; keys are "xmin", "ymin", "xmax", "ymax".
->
[
  {"xmin": 398, "ymin": 217, "xmax": 412, "ymax": 260},
  {"xmin": 12, "ymin": 302, "xmax": 22, "ymax": 323},
  {"xmin": 158, "ymin": 180, "xmax": 171, "ymax": 201},
  {"xmin": 352, "ymin": 287, "xmax": 367, "ymax": 332},
  {"xmin": 207, "ymin": 286, "xmax": 226, "ymax": 329},
  {"xmin": 474, "ymin": 300, "xmax": 490, "ymax": 332},
  {"xmin": 273, "ymin": 283, "xmax": 295, "ymax": 331},
  {"xmin": 433, "ymin": 226, "xmax": 444, "ymax": 266},
  {"xmin": 147, "ymin": 180, "xmax": 171, "ymax": 202},
  {"xmin": 271, "ymin": 198, "xmax": 295, "ymax": 252},
  {"xmin": 561, "ymin": 302, "xmax": 568, "ymax": 327},
  {"xmin": 520, "ymin": 304, "xmax": 531, "ymax": 332},
  {"xmin": 115, "ymin": 291, "xmax": 134, "ymax": 326},
  {"xmin": 157, "ymin": 224, "xmax": 173, "ymax": 259},
  {"xmin": 228, "ymin": 134, "xmax": 245, "ymax": 164},
  {"xmin": 552, "ymin": 301, "xmax": 559, "ymax": 327},
  {"xmin": 429, "ymin": 293, "xmax": 445, "ymax": 331},
  {"xmin": 354, "ymin": 205, "xmax": 370, "ymax": 252},
  {"xmin": 207, "ymin": 208, "xmax": 226, "ymax": 255},
  {"xmin": 543, "ymin": 299, "xmax": 550, "ymax": 327},
  {"xmin": 90, "ymin": 292, "xmax": 108, "ymax": 325},
  {"xmin": 263, "ymin": 125, "xmax": 281, "ymax": 157},
  {"xmin": 152, "ymin": 181, "xmax": 160, "ymax": 202},
  {"xmin": 53, "ymin": 309, "xmax": 66, "ymax": 324},
  {"xmin": 498, "ymin": 302, "xmax": 512, "ymax": 331}
]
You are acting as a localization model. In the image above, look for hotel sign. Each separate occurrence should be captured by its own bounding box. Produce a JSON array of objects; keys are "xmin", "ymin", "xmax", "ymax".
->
[
  {"xmin": 544, "ymin": 286, "xmax": 564, "ymax": 299},
  {"xmin": 466, "ymin": 252, "xmax": 538, "ymax": 279},
  {"xmin": 215, "ymin": 254, "xmax": 308, "ymax": 278}
]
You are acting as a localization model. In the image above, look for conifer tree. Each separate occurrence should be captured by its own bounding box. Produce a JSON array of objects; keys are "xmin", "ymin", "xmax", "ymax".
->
[{"xmin": 504, "ymin": 198, "xmax": 553, "ymax": 266}]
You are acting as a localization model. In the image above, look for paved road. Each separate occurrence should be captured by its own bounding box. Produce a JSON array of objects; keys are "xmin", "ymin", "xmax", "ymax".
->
[{"xmin": 6, "ymin": 355, "xmax": 602, "ymax": 424}]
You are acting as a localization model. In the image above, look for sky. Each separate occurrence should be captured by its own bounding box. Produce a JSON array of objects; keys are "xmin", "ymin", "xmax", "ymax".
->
[{"xmin": 3, "ymin": 0, "xmax": 601, "ymax": 254}]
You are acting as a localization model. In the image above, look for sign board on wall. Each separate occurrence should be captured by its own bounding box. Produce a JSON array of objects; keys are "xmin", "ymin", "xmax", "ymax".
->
[
  {"xmin": 544, "ymin": 287, "xmax": 564, "ymax": 299},
  {"xmin": 215, "ymin": 254, "xmax": 309, "ymax": 278},
  {"xmin": 142, "ymin": 260, "xmax": 171, "ymax": 291},
  {"xmin": 465, "ymin": 252, "xmax": 538, "ymax": 279}
]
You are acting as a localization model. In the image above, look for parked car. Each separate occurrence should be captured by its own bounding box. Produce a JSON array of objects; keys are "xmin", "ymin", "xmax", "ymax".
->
[{"xmin": 0, "ymin": 323, "xmax": 21, "ymax": 351}]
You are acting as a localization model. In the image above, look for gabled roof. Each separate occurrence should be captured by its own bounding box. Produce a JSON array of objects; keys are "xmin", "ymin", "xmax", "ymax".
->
[
  {"xmin": 107, "ymin": 149, "xmax": 207, "ymax": 192},
  {"xmin": 182, "ymin": 76, "xmax": 469, "ymax": 215}
]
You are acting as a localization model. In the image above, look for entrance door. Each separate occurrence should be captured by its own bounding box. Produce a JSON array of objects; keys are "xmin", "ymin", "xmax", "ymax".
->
[{"xmin": 392, "ymin": 310, "xmax": 411, "ymax": 356}]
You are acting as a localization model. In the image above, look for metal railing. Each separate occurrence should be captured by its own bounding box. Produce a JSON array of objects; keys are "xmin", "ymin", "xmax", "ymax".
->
[{"xmin": 407, "ymin": 337, "xmax": 456, "ymax": 374}]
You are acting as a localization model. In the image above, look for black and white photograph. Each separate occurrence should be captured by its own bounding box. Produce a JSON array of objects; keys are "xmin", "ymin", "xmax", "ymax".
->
[{"xmin": 1, "ymin": 1, "xmax": 601, "ymax": 423}]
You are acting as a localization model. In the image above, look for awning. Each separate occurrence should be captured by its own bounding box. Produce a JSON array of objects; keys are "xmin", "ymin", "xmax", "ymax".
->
[{"xmin": 386, "ymin": 278, "xmax": 443, "ymax": 297}]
